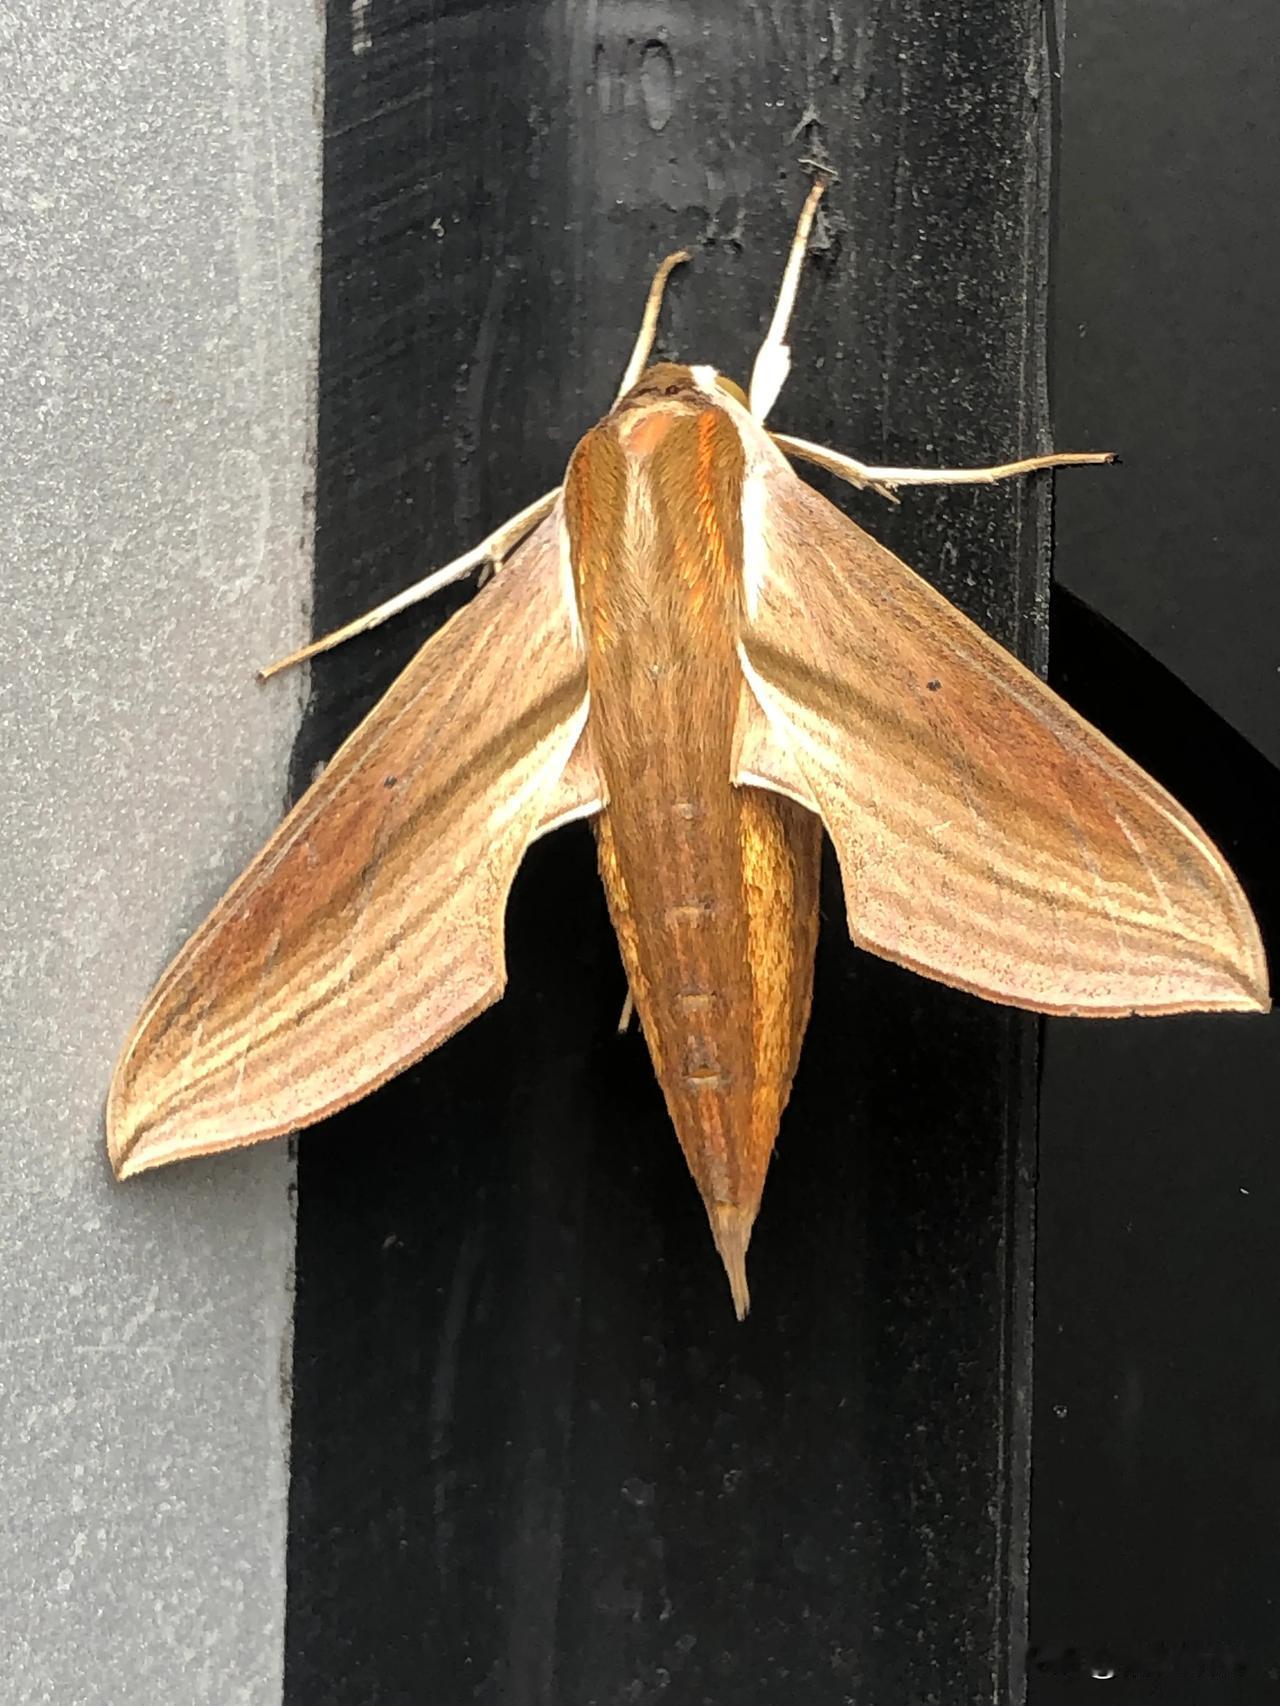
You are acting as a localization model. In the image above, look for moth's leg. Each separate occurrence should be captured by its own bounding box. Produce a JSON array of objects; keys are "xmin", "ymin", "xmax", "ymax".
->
[
  {"xmin": 771, "ymin": 434, "xmax": 901, "ymax": 502},
  {"xmin": 748, "ymin": 177, "xmax": 827, "ymax": 424},
  {"xmin": 617, "ymin": 989, "xmax": 635, "ymax": 1034},
  {"xmin": 613, "ymin": 248, "xmax": 691, "ymax": 403},
  {"xmin": 773, "ymin": 432, "xmax": 1114, "ymax": 499},
  {"xmin": 258, "ymin": 487, "xmax": 561, "ymax": 680}
]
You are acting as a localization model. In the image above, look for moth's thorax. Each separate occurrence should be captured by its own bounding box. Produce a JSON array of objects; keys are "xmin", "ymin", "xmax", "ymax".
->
[{"xmin": 565, "ymin": 376, "xmax": 747, "ymax": 637}]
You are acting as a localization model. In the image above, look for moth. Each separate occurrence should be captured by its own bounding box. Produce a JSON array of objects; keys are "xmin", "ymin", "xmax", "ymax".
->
[{"xmin": 108, "ymin": 183, "xmax": 1268, "ymax": 1317}]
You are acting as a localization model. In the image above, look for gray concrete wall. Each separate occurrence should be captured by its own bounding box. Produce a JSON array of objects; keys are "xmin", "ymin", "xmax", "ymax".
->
[{"xmin": 1, "ymin": 3, "xmax": 320, "ymax": 1699}]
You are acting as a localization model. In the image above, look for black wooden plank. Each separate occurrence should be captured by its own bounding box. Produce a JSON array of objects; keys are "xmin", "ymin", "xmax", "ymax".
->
[{"xmin": 286, "ymin": 5, "xmax": 1053, "ymax": 1701}]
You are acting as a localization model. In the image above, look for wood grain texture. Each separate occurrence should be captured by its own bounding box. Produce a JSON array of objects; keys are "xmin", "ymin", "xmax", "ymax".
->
[
  {"xmin": 731, "ymin": 415, "xmax": 1268, "ymax": 1016},
  {"xmin": 566, "ymin": 368, "xmax": 821, "ymax": 1313},
  {"xmin": 108, "ymin": 511, "xmax": 593, "ymax": 1176}
]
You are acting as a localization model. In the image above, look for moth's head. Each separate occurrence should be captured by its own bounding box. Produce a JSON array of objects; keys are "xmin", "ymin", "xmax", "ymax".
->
[
  {"xmin": 618, "ymin": 362, "xmax": 747, "ymax": 414},
  {"xmin": 611, "ymin": 365, "xmax": 748, "ymax": 458}
]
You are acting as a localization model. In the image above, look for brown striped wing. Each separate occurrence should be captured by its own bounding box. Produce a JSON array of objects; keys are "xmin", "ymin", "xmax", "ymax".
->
[
  {"xmin": 109, "ymin": 509, "xmax": 599, "ymax": 1176},
  {"xmin": 736, "ymin": 462, "xmax": 1268, "ymax": 1016}
]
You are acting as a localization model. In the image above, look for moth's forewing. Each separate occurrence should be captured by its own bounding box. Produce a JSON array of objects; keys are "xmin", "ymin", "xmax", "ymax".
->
[
  {"xmin": 730, "ymin": 411, "xmax": 1268, "ymax": 1017},
  {"xmin": 108, "ymin": 511, "xmax": 599, "ymax": 1177}
]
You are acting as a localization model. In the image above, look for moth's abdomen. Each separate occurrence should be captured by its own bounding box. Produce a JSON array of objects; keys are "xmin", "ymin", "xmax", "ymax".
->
[{"xmin": 592, "ymin": 789, "xmax": 819, "ymax": 1264}]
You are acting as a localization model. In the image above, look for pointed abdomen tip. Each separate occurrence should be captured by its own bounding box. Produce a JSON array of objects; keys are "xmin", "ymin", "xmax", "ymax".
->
[{"xmin": 709, "ymin": 1202, "xmax": 755, "ymax": 1321}]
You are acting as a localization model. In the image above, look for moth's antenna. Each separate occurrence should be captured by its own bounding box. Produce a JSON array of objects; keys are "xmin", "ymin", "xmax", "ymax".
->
[
  {"xmin": 748, "ymin": 178, "xmax": 826, "ymax": 424},
  {"xmin": 614, "ymin": 248, "xmax": 691, "ymax": 404}
]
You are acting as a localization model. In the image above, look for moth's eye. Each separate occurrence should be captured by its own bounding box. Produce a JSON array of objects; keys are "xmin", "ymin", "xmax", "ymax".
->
[{"xmin": 714, "ymin": 375, "xmax": 748, "ymax": 406}]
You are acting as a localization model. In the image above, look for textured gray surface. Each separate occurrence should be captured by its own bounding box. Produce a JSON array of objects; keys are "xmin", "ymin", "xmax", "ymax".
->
[{"xmin": 0, "ymin": 3, "xmax": 319, "ymax": 1700}]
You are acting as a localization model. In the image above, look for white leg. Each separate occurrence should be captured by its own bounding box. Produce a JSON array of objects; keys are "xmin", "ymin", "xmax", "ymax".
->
[
  {"xmin": 770, "ymin": 434, "xmax": 902, "ymax": 502},
  {"xmin": 617, "ymin": 989, "xmax": 635, "ymax": 1034},
  {"xmin": 773, "ymin": 432, "xmax": 1115, "ymax": 497},
  {"xmin": 258, "ymin": 487, "xmax": 561, "ymax": 680},
  {"xmin": 748, "ymin": 178, "xmax": 827, "ymax": 423},
  {"xmin": 614, "ymin": 249, "xmax": 691, "ymax": 404}
]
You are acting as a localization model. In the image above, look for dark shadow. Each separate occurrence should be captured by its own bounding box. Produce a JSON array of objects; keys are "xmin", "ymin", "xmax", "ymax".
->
[{"xmin": 1049, "ymin": 582, "xmax": 1280, "ymax": 965}]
